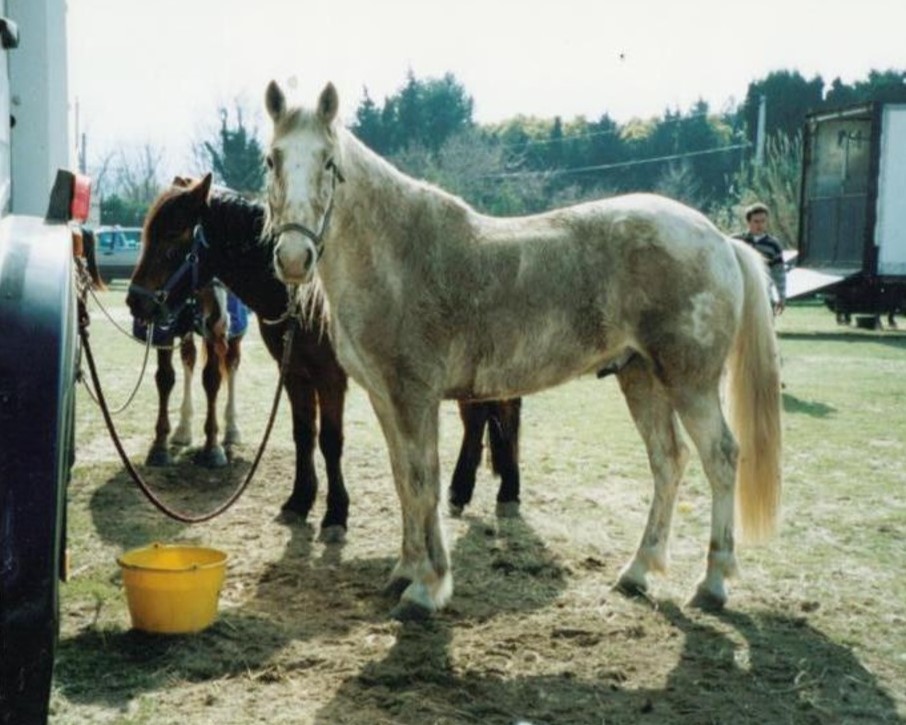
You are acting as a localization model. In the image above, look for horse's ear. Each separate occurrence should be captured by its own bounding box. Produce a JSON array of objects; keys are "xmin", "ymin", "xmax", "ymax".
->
[
  {"xmin": 266, "ymin": 80, "xmax": 286, "ymax": 121},
  {"xmin": 189, "ymin": 173, "xmax": 213, "ymax": 208},
  {"xmin": 171, "ymin": 175, "xmax": 192, "ymax": 188},
  {"xmin": 317, "ymin": 82, "xmax": 339, "ymax": 125}
]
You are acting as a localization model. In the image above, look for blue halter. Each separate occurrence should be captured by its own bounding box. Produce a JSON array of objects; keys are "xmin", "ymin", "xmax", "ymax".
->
[{"xmin": 128, "ymin": 225, "xmax": 211, "ymax": 330}]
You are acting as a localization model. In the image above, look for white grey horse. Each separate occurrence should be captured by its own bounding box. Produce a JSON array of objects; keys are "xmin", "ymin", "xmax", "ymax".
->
[{"xmin": 263, "ymin": 81, "xmax": 782, "ymax": 620}]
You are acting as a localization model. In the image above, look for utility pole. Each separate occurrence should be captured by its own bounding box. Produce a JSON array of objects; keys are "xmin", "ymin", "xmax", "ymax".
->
[{"xmin": 755, "ymin": 94, "xmax": 767, "ymax": 166}]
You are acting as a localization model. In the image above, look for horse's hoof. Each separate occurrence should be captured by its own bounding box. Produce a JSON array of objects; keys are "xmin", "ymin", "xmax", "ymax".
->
[
  {"xmin": 171, "ymin": 430, "xmax": 192, "ymax": 448},
  {"xmin": 688, "ymin": 586, "xmax": 727, "ymax": 612},
  {"xmin": 145, "ymin": 448, "xmax": 172, "ymax": 467},
  {"xmin": 613, "ymin": 575, "xmax": 649, "ymax": 599},
  {"xmin": 275, "ymin": 507, "xmax": 308, "ymax": 525},
  {"xmin": 279, "ymin": 498, "xmax": 313, "ymax": 522},
  {"xmin": 223, "ymin": 431, "xmax": 242, "ymax": 446},
  {"xmin": 194, "ymin": 447, "xmax": 228, "ymax": 468},
  {"xmin": 383, "ymin": 577, "xmax": 411, "ymax": 600},
  {"xmin": 390, "ymin": 600, "xmax": 434, "ymax": 622},
  {"xmin": 448, "ymin": 502, "xmax": 464, "ymax": 518},
  {"xmin": 495, "ymin": 501, "xmax": 521, "ymax": 518},
  {"xmin": 318, "ymin": 525, "xmax": 347, "ymax": 544}
]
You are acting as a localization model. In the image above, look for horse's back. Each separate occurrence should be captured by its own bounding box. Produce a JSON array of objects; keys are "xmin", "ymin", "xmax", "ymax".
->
[{"xmin": 436, "ymin": 194, "xmax": 743, "ymax": 399}]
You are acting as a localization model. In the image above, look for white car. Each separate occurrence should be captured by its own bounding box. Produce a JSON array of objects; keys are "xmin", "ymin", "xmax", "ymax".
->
[{"xmin": 94, "ymin": 226, "xmax": 142, "ymax": 281}]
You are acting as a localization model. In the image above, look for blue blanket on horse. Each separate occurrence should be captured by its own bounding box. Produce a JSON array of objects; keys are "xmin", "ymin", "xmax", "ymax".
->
[{"xmin": 133, "ymin": 286, "xmax": 249, "ymax": 347}]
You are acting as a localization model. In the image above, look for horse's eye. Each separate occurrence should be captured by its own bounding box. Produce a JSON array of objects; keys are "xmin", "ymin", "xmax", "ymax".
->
[{"xmin": 165, "ymin": 247, "xmax": 179, "ymax": 261}]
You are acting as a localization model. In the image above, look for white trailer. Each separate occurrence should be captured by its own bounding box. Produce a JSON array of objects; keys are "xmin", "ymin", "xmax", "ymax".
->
[{"xmin": 797, "ymin": 102, "xmax": 906, "ymax": 324}]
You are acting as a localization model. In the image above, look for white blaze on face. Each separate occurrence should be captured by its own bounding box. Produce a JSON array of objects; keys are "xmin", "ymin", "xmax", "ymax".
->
[{"xmin": 271, "ymin": 127, "xmax": 331, "ymax": 284}]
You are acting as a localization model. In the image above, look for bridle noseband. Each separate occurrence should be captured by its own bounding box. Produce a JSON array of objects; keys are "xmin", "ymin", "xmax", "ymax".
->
[
  {"xmin": 272, "ymin": 159, "xmax": 344, "ymax": 264},
  {"xmin": 128, "ymin": 224, "xmax": 211, "ymax": 328}
]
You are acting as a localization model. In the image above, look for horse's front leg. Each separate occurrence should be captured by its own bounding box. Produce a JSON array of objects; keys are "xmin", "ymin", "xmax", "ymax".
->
[
  {"xmin": 171, "ymin": 335, "xmax": 195, "ymax": 447},
  {"xmin": 147, "ymin": 347, "xmax": 176, "ymax": 466},
  {"xmin": 369, "ymin": 391, "xmax": 450, "ymax": 620},
  {"xmin": 279, "ymin": 375, "xmax": 319, "ymax": 524},
  {"xmin": 222, "ymin": 336, "xmax": 242, "ymax": 447},
  {"xmin": 196, "ymin": 338, "xmax": 228, "ymax": 468},
  {"xmin": 315, "ymin": 374, "xmax": 349, "ymax": 543}
]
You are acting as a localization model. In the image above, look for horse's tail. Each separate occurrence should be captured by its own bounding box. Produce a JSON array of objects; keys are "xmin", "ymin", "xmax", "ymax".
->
[
  {"xmin": 727, "ymin": 239, "xmax": 783, "ymax": 543},
  {"xmin": 80, "ymin": 227, "xmax": 107, "ymax": 291}
]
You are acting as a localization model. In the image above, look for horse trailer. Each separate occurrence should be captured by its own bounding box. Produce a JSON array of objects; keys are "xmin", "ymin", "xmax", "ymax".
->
[
  {"xmin": 1, "ymin": 2, "xmax": 79, "ymax": 722},
  {"xmin": 0, "ymin": 214, "xmax": 78, "ymax": 725},
  {"xmin": 796, "ymin": 101, "xmax": 906, "ymax": 324}
]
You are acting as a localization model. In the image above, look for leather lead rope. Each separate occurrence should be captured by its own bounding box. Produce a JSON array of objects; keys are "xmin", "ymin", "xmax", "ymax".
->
[{"xmin": 77, "ymin": 296, "xmax": 296, "ymax": 524}]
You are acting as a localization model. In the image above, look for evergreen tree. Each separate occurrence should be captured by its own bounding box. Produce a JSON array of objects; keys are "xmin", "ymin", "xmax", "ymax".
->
[
  {"xmin": 742, "ymin": 70, "xmax": 824, "ymax": 143},
  {"xmin": 824, "ymin": 69, "xmax": 906, "ymax": 107},
  {"xmin": 201, "ymin": 106, "xmax": 265, "ymax": 194},
  {"xmin": 351, "ymin": 71, "xmax": 474, "ymax": 154}
]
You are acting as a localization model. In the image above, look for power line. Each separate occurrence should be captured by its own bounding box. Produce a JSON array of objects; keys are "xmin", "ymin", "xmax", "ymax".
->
[{"xmin": 482, "ymin": 142, "xmax": 751, "ymax": 179}]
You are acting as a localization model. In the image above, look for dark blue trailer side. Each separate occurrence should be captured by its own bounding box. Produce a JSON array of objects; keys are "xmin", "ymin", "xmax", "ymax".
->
[{"xmin": 0, "ymin": 216, "xmax": 77, "ymax": 724}]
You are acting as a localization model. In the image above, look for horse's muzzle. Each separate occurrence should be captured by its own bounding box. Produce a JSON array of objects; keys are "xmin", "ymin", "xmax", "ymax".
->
[
  {"xmin": 274, "ymin": 235, "xmax": 317, "ymax": 284},
  {"xmin": 126, "ymin": 289, "xmax": 156, "ymax": 321}
]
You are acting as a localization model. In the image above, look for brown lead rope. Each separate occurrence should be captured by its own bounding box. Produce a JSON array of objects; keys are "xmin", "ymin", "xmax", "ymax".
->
[{"xmin": 77, "ymin": 298, "xmax": 295, "ymax": 524}]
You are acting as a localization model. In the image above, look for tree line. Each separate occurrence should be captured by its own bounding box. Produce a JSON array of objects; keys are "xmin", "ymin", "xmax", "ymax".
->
[{"xmin": 98, "ymin": 67, "xmax": 906, "ymax": 245}]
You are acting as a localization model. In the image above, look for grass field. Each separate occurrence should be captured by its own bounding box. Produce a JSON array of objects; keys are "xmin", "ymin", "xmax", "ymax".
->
[{"xmin": 51, "ymin": 288, "xmax": 906, "ymax": 723}]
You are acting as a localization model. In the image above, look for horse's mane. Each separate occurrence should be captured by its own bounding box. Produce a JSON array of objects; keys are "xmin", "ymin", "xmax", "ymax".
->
[
  {"xmin": 341, "ymin": 129, "xmax": 474, "ymax": 216},
  {"xmin": 203, "ymin": 190, "xmax": 269, "ymax": 255},
  {"xmin": 144, "ymin": 183, "xmax": 271, "ymax": 259}
]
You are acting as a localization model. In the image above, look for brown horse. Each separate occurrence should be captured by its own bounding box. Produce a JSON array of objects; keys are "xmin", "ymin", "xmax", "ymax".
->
[
  {"xmin": 263, "ymin": 82, "xmax": 782, "ymax": 618},
  {"xmin": 126, "ymin": 175, "xmax": 523, "ymax": 541},
  {"xmin": 79, "ymin": 222, "xmax": 243, "ymax": 469},
  {"xmin": 130, "ymin": 280, "xmax": 245, "ymax": 469}
]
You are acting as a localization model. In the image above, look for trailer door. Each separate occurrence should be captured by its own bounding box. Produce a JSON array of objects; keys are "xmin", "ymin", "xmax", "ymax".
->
[
  {"xmin": 875, "ymin": 105, "xmax": 906, "ymax": 276},
  {"xmin": 799, "ymin": 107, "xmax": 873, "ymax": 275}
]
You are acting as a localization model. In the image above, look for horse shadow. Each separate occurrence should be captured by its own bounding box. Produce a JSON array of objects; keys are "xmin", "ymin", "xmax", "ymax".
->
[
  {"xmin": 57, "ymin": 503, "xmax": 567, "ymax": 711},
  {"xmin": 85, "ymin": 456, "xmax": 256, "ymax": 549},
  {"xmin": 244, "ymin": 511, "xmax": 569, "ymax": 641},
  {"xmin": 782, "ymin": 392, "xmax": 837, "ymax": 418},
  {"xmin": 313, "ymin": 599, "xmax": 901, "ymax": 724}
]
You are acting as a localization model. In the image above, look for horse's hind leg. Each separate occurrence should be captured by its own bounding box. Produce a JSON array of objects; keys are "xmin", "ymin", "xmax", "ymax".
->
[
  {"xmin": 315, "ymin": 374, "xmax": 349, "ymax": 543},
  {"xmin": 195, "ymin": 338, "xmax": 228, "ymax": 468},
  {"xmin": 615, "ymin": 360, "xmax": 690, "ymax": 598},
  {"xmin": 489, "ymin": 398, "xmax": 522, "ymax": 518},
  {"xmin": 222, "ymin": 336, "xmax": 242, "ymax": 447},
  {"xmin": 147, "ymin": 348, "xmax": 177, "ymax": 466},
  {"xmin": 673, "ymin": 388, "xmax": 739, "ymax": 610},
  {"xmin": 171, "ymin": 335, "xmax": 195, "ymax": 447},
  {"xmin": 448, "ymin": 401, "xmax": 490, "ymax": 516}
]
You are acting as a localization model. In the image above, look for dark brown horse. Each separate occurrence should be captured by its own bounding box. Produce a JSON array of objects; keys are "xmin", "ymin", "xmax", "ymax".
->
[{"xmin": 126, "ymin": 174, "xmax": 521, "ymax": 541}]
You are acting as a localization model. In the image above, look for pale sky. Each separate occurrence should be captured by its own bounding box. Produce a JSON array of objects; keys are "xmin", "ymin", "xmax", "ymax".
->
[{"xmin": 68, "ymin": 0, "xmax": 906, "ymax": 174}]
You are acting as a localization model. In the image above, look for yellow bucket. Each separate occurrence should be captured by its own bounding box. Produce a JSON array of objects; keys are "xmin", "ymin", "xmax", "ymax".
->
[{"xmin": 117, "ymin": 543, "xmax": 228, "ymax": 634}]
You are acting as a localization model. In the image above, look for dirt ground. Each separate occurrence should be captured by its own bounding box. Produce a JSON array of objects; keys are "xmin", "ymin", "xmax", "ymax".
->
[{"xmin": 51, "ymin": 293, "xmax": 906, "ymax": 724}]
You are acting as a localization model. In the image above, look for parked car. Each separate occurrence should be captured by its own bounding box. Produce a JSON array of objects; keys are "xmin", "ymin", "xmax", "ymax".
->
[{"xmin": 95, "ymin": 225, "xmax": 142, "ymax": 281}]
